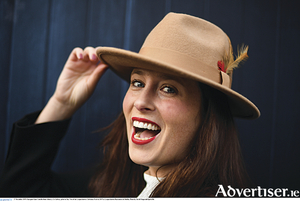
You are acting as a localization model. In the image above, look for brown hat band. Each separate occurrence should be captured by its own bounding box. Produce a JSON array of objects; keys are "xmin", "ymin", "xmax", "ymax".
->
[{"xmin": 139, "ymin": 47, "xmax": 231, "ymax": 88}]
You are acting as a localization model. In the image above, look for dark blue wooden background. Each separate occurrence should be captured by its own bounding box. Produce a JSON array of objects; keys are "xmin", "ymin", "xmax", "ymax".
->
[{"xmin": 1, "ymin": 0, "xmax": 299, "ymax": 190}]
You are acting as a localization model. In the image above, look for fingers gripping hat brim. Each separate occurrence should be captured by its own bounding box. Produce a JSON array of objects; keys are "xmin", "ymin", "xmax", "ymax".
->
[{"xmin": 96, "ymin": 12, "xmax": 260, "ymax": 119}]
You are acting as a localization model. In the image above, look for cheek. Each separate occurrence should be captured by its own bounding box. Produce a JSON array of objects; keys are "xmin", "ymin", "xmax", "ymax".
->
[
  {"xmin": 162, "ymin": 99, "xmax": 200, "ymax": 125},
  {"xmin": 122, "ymin": 91, "xmax": 134, "ymax": 133},
  {"xmin": 161, "ymin": 99, "xmax": 201, "ymax": 143},
  {"xmin": 122, "ymin": 91, "xmax": 132, "ymax": 115}
]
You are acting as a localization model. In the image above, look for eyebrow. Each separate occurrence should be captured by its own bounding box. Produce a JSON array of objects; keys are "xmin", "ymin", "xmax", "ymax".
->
[
  {"xmin": 131, "ymin": 69, "xmax": 186, "ymax": 86},
  {"xmin": 131, "ymin": 69, "xmax": 144, "ymax": 76}
]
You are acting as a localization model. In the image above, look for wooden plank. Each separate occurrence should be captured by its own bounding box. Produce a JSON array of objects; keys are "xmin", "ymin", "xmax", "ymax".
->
[
  {"xmin": 236, "ymin": 0, "xmax": 279, "ymax": 187},
  {"xmin": 47, "ymin": 0, "xmax": 127, "ymax": 172},
  {"xmin": 127, "ymin": 0, "xmax": 167, "ymax": 52},
  {"xmin": 44, "ymin": 0, "xmax": 91, "ymax": 172},
  {"xmin": 0, "ymin": 0, "xmax": 14, "ymax": 172},
  {"xmin": 169, "ymin": 0, "xmax": 207, "ymax": 18},
  {"xmin": 5, "ymin": 0, "xmax": 50, "ymax": 155},
  {"xmin": 82, "ymin": 0, "xmax": 128, "ymax": 168},
  {"xmin": 271, "ymin": 0, "xmax": 300, "ymax": 189}
]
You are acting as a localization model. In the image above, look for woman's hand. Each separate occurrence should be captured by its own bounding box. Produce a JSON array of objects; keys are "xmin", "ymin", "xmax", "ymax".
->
[{"xmin": 35, "ymin": 47, "xmax": 108, "ymax": 124}]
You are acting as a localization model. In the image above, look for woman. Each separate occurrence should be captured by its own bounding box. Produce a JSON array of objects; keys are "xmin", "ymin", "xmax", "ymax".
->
[{"xmin": 0, "ymin": 12, "xmax": 259, "ymax": 197}]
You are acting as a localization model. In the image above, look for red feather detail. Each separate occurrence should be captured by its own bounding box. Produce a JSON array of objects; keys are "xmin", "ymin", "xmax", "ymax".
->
[{"xmin": 218, "ymin": 61, "xmax": 226, "ymax": 73}]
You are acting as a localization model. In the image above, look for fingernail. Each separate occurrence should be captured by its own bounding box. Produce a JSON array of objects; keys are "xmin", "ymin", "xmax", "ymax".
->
[
  {"xmin": 92, "ymin": 54, "xmax": 97, "ymax": 60},
  {"xmin": 79, "ymin": 53, "xmax": 83, "ymax": 59}
]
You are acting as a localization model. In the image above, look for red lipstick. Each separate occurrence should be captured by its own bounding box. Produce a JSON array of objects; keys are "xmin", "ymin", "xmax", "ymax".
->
[
  {"xmin": 131, "ymin": 117, "xmax": 160, "ymax": 126},
  {"xmin": 131, "ymin": 117, "xmax": 160, "ymax": 145}
]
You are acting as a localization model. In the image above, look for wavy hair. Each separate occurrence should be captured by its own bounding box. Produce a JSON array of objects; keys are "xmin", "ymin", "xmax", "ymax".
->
[{"xmin": 89, "ymin": 83, "xmax": 250, "ymax": 197}]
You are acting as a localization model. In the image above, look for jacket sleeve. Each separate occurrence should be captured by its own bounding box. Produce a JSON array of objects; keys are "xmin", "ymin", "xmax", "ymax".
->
[{"xmin": 0, "ymin": 111, "xmax": 93, "ymax": 197}]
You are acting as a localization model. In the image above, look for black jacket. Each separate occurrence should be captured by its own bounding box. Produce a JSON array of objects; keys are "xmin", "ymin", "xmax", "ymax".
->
[{"xmin": 0, "ymin": 112, "xmax": 94, "ymax": 197}]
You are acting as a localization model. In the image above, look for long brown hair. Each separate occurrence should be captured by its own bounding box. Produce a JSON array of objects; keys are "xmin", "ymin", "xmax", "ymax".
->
[
  {"xmin": 89, "ymin": 83, "xmax": 250, "ymax": 197},
  {"xmin": 88, "ymin": 112, "xmax": 147, "ymax": 197}
]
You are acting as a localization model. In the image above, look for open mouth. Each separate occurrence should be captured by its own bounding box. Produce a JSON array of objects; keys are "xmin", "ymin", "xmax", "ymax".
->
[{"xmin": 131, "ymin": 118, "xmax": 161, "ymax": 145}]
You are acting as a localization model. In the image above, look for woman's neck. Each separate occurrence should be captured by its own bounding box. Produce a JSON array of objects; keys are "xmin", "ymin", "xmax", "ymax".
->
[{"xmin": 146, "ymin": 163, "xmax": 177, "ymax": 178}]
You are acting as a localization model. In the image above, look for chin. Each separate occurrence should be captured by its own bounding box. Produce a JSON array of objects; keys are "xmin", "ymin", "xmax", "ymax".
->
[
  {"xmin": 129, "ymin": 149, "xmax": 161, "ymax": 169},
  {"xmin": 128, "ymin": 148, "xmax": 148, "ymax": 166}
]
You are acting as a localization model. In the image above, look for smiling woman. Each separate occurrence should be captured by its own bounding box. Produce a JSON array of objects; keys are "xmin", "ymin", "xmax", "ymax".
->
[
  {"xmin": 124, "ymin": 69, "xmax": 203, "ymax": 177},
  {"xmin": 0, "ymin": 12, "xmax": 259, "ymax": 197},
  {"xmin": 88, "ymin": 13, "xmax": 259, "ymax": 197}
]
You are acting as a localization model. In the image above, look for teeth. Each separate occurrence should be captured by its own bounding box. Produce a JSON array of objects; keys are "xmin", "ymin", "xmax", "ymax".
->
[
  {"xmin": 134, "ymin": 133, "xmax": 153, "ymax": 141},
  {"xmin": 138, "ymin": 122, "xmax": 144, "ymax": 128},
  {"xmin": 133, "ymin": 120, "xmax": 160, "ymax": 131},
  {"xmin": 133, "ymin": 120, "xmax": 161, "ymax": 141},
  {"xmin": 143, "ymin": 123, "xmax": 148, "ymax": 129}
]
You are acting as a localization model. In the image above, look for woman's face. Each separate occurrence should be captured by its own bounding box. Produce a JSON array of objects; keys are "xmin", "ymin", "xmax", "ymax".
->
[{"xmin": 123, "ymin": 68, "xmax": 202, "ymax": 177}]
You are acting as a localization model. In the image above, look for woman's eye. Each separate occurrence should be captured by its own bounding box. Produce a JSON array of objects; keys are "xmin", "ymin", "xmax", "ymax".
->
[
  {"xmin": 131, "ymin": 80, "xmax": 144, "ymax": 88},
  {"xmin": 161, "ymin": 86, "xmax": 177, "ymax": 94}
]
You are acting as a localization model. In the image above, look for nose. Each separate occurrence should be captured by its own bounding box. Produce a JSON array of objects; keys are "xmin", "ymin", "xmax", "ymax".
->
[{"xmin": 134, "ymin": 88, "xmax": 156, "ymax": 112}]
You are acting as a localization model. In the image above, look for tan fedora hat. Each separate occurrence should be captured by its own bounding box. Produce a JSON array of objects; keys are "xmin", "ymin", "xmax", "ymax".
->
[{"xmin": 96, "ymin": 12, "xmax": 260, "ymax": 119}]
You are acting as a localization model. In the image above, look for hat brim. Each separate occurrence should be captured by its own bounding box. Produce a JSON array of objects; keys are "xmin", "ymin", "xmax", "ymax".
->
[{"xmin": 96, "ymin": 47, "xmax": 260, "ymax": 119}]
